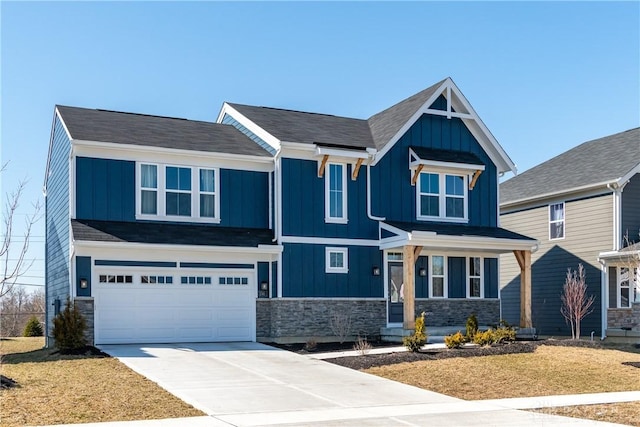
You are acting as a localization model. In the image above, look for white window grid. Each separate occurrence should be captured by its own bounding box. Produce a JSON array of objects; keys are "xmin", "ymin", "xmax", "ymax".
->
[
  {"xmin": 326, "ymin": 247, "xmax": 348, "ymax": 273},
  {"xmin": 325, "ymin": 163, "xmax": 348, "ymax": 224},
  {"xmin": 416, "ymin": 171, "xmax": 468, "ymax": 222}
]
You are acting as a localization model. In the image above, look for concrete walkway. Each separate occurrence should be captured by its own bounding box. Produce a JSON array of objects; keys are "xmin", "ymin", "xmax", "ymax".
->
[{"xmin": 43, "ymin": 343, "xmax": 638, "ymax": 427}]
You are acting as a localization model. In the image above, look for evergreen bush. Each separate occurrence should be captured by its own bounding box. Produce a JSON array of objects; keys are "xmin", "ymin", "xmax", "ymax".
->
[
  {"xmin": 465, "ymin": 313, "xmax": 478, "ymax": 340},
  {"xmin": 52, "ymin": 297, "xmax": 87, "ymax": 351},
  {"xmin": 444, "ymin": 331, "xmax": 465, "ymax": 349},
  {"xmin": 23, "ymin": 316, "xmax": 43, "ymax": 337},
  {"xmin": 403, "ymin": 312, "xmax": 427, "ymax": 352}
]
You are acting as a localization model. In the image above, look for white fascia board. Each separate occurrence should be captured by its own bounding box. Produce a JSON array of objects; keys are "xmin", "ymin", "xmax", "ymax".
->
[
  {"xmin": 73, "ymin": 239, "xmax": 283, "ymax": 256},
  {"xmin": 380, "ymin": 222, "xmax": 410, "ymax": 239},
  {"xmin": 408, "ymin": 158, "xmax": 486, "ymax": 173},
  {"xmin": 72, "ymin": 139, "xmax": 274, "ymax": 172},
  {"xmin": 315, "ymin": 146, "xmax": 370, "ymax": 160},
  {"xmin": 280, "ymin": 235, "xmax": 380, "ymax": 247},
  {"xmin": 44, "ymin": 108, "xmax": 74, "ymax": 192},
  {"xmin": 379, "ymin": 237, "xmax": 410, "ymax": 250},
  {"xmin": 410, "ymin": 231, "xmax": 538, "ymax": 253},
  {"xmin": 216, "ymin": 103, "xmax": 281, "ymax": 151},
  {"xmin": 617, "ymin": 164, "xmax": 640, "ymax": 188},
  {"xmin": 500, "ymin": 182, "xmax": 614, "ymax": 211},
  {"xmin": 279, "ymin": 142, "xmax": 316, "ymax": 160},
  {"xmin": 598, "ymin": 249, "xmax": 640, "ymax": 262}
]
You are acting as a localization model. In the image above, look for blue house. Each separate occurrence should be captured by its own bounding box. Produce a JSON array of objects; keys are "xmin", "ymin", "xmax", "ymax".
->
[{"xmin": 45, "ymin": 78, "xmax": 537, "ymax": 345}]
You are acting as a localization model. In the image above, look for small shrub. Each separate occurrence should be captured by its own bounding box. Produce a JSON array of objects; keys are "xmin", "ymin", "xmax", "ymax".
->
[
  {"xmin": 329, "ymin": 309, "xmax": 352, "ymax": 344},
  {"xmin": 472, "ymin": 325, "xmax": 516, "ymax": 346},
  {"xmin": 465, "ymin": 314, "xmax": 478, "ymax": 340},
  {"xmin": 493, "ymin": 324, "xmax": 516, "ymax": 344},
  {"xmin": 52, "ymin": 297, "xmax": 87, "ymax": 351},
  {"xmin": 473, "ymin": 330, "xmax": 494, "ymax": 346},
  {"xmin": 403, "ymin": 312, "xmax": 427, "ymax": 352},
  {"xmin": 444, "ymin": 331, "xmax": 465, "ymax": 349},
  {"xmin": 353, "ymin": 336, "xmax": 372, "ymax": 355},
  {"xmin": 304, "ymin": 338, "xmax": 318, "ymax": 352},
  {"xmin": 23, "ymin": 316, "xmax": 43, "ymax": 337}
]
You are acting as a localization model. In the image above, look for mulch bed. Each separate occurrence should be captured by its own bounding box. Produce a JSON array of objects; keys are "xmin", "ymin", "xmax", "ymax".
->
[{"xmin": 53, "ymin": 346, "xmax": 111, "ymax": 357}]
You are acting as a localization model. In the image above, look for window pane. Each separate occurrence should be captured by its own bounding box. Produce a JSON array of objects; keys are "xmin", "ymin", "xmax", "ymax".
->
[
  {"xmin": 166, "ymin": 192, "xmax": 178, "ymax": 215},
  {"xmin": 470, "ymin": 278, "xmax": 481, "ymax": 297},
  {"xmin": 179, "ymin": 167, "xmax": 191, "ymax": 191},
  {"xmin": 420, "ymin": 173, "xmax": 439, "ymax": 194},
  {"xmin": 330, "ymin": 165, "xmax": 343, "ymax": 191},
  {"xmin": 421, "ymin": 195, "xmax": 439, "ymax": 216},
  {"xmin": 200, "ymin": 169, "xmax": 215, "ymax": 192},
  {"xmin": 178, "ymin": 193, "xmax": 191, "ymax": 216},
  {"xmin": 200, "ymin": 194, "xmax": 215, "ymax": 217},
  {"xmin": 141, "ymin": 165, "xmax": 157, "ymax": 188},
  {"xmin": 470, "ymin": 257, "xmax": 481, "ymax": 276},
  {"xmin": 166, "ymin": 167, "xmax": 178, "ymax": 190},
  {"xmin": 446, "ymin": 175, "xmax": 464, "ymax": 196},
  {"xmin": 432, "ymin": 256, "xmax": 444, "ymax": 276},
  {"xmin": 550, "ymin": 222, "xmax": 564, "ymax": 239},
  {"xmin": 433, "ymin": 277, "xmax": 444, "ymax": 297},
  {"xmin": 550, "ymin": 203, "xmax": 564, "ymax": 221},
  {"xmin": 330, "ymin": 252, "xmax": 344, "ymax": 268},
  {"xmin": 141, "ymin": 190, "xmax": 157, "ymax": 214},
  {"xmin": 330, "ymin": 191, "xmax": 343, "ymax": 217},
  {"xmin": 445, "ymin": 197, "xmax": 464, "ymax": 218},
  {"xmin": 621, "ymin": 287, "xmax": 630, "ymax": 307}
]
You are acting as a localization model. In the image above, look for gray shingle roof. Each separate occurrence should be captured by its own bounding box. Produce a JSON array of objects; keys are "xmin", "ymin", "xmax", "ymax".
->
[
  {"xmin": 501, "ymin": 128, "xmax": 640, "ymax": 205},
  {"xmin": 72, "ymin": 219, "xmax": 275, "ymax": 247},
  {"xmin": 227, "ymin": 103, "xmax": 375, "ymax": 150},
  {"xmin": 410, "ymin": 146, "xmax": 484, "ymax": 166},
  {"xmin": 385, "ymin": 221, "xmax": 536, "ymax": 241},
  {"xmin": 56, "ymin": 105, "xmax": 271, "ymax": 157},
  {"xmin": 368, "ymin": 79, "xmax": 446, "ymax": 150}
]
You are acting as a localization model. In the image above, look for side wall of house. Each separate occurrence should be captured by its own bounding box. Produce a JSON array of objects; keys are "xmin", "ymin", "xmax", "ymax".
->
[
  {"xmin": 622, "ymin": 173, "xmax": 640, "ymax": 244},
  {"xmin": 45, "ymin": 117, "xmax": 72, "ymax": 340},
  {"xmin": 500, "ymin": 194, "xmax": 613, "ymax": 335},
  {"xmin": 75, "ymin": 156, "xmax": 270, "ymax": 228}
]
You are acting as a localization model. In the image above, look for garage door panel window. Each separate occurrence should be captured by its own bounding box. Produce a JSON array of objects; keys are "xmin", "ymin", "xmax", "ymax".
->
[
  {"xmin": 219, "ymin": 277, "xmax": 249, "ymax": 285},
  {"xmin": 99, "ymin": 274, "xmax": 133, "ymax": 284},
  {"xmin": 141, "ymin": 275, "xmax": 173, "ymax": 284},
  {"xmin": 181, "ymin": 276, "xmax": 213, "ymax": 285}
]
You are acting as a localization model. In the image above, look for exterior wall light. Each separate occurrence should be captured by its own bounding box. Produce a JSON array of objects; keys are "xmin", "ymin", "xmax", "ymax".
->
[
  {"xmin": 418, "ymin": 268, "xmax": 427, "ymax": 277},
  {"xmin": 260, "ymin": 281, "xmax": 268, "ymax": 291},
  {"xmin": 80, "ymin": 278, "xmax": 88, "ymax": 289},
  {"xmin": 372, "ymin": 267, "xmax": 380, "ymax": 276}
]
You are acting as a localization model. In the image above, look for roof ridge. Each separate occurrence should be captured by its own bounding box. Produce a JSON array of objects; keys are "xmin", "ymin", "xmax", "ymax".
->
[
  {"xmin": 227, "ymin": 102, "xmax": 366, "ymax": 121},
  {"xmin": 57, "ymin": 104, "xmax": 219, "ymax": 125},
  {"xmin": 367, "ymin": 78, "xmax": 448, "ymax": 122}
]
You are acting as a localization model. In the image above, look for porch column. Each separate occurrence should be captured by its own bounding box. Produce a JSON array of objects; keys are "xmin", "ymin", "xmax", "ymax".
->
[
  {"xmin": 514, "ymin": 250, "xmax": 532, "ymax": 328},
  {"xmin": 403, "ymin": 245, "xmax": 422, "ymax": 330}
]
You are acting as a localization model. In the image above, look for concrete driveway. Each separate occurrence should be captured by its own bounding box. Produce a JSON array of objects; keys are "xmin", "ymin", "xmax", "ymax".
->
[{"xmin": 100, "ymin": 343, "xmax": 626, "ymax": 426}]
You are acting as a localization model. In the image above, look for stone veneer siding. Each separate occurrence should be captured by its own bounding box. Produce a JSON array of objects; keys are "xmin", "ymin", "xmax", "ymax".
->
[
  {"xmin": 415, "ymin": 299, "xmax": 501, "ymax": 327},
  {"xmin": 607, "ymin": 303, "xmax": 640, "ymax": 330},
  {"xmin": 74, "ymin": 297, "xmax": 95, "ymax": 345},
  {"xmin": 257, "ymin": 299, "xmax": 387, "ymax": 343}
]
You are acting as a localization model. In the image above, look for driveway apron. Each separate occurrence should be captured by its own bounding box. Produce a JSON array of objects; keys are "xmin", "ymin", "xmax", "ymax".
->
[{"xmin": 100, "ymin": 343, "xmax": 628, "ymax": 427}]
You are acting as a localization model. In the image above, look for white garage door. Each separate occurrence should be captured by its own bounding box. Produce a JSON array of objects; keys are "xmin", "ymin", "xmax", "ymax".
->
[{"xmin": 94, "ymin": 271, "xmax": 255, "ymax": 344}]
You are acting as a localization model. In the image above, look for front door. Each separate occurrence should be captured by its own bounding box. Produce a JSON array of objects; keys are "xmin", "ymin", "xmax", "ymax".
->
[{"xmin": 388, "ymin": 261, "xmax": 403, "ymax": 323}]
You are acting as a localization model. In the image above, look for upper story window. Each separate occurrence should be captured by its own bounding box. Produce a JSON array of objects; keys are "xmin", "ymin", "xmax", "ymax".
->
[
  {"xmin": 468, "ymin": 256, "xmax": 483, "ymax": 298},
  {"xmin": 137, "ymin": 163, "xmax": 220, "ymax": 223},
  {"xmin": 417, "ymin": 172, "xmax": 467, "ymax": 222},
  {"xmin": 325, "ymin": 163, "xmax": 347, "ymax": 224},
  {"xmin": 549, "ymin": 202, "xmax": 565, "ymax": 240},
  {"xmin": 618, "ymin": 267, "xmax": 639, "ymax": 308}
]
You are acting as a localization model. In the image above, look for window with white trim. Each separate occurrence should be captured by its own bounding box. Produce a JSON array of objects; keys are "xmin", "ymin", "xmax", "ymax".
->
[
  {"xmin": 326, "ymin": 247, "xmax": 348, "ymax": 273},
  {"xmin": 325, "ymin": 163, "xmax": 347, "ymax": 223},
  {"xmin": 468, "ymin": 257, "xmax": 483, "ymax": 298},
  {"xmin": 430, "ymin": 255, "xmax": 446, "ymax": 298},
  {"xmin": 618, "ymin": 267, "xmax": 639, "ymax": 308},
  {"xmin": 137, "ymin": 163, "xmax": 219, "ymax": 223},
  {"xmin": 549, "ymin": 203, "xmax": 565, "ymax": 240},
  {"xmin": 417, "ymin": 172, "xmax": 467, "ymax": 221}
]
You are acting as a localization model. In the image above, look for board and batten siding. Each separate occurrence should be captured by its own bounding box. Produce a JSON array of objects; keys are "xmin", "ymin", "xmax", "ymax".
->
[
  {"xmin": 370, "ymin": 96, "xmax": 499, "ymax": 228},
  {"xmin": 500, "ymin": 193, "xmax": 613, "ymax": 336},
  {"xmin": 621, "ymin": 173, "xmax": 640, "ymax": 244},
  {"xmin": 45, "ymin": 116, "xmax": 72, "ymax": 339},
  {"xmin": 75, "ymin": 157, "xmax": 270, "ymax": 229}
]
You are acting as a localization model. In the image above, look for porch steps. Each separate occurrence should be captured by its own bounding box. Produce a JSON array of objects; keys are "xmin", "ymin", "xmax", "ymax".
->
[{"xmin": 605, "ymin": 328, "xmax": 640, "ymax": 344}]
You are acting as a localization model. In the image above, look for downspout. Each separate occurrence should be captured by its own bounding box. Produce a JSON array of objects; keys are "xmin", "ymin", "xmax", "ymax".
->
[
  {"xmin": 607, "ymin": 183, "xmax": 622, "ymax": 251},
  {"xmin": 366, "ymin": 153, "xmax": 385, "ymax": 221},
  {"xmin": 598, "ymin": 258, "xmax": 607, "ymax": 340},
  {"xmin": 273, "ymin": 154, "xmax": 283, "ymax": 298}
]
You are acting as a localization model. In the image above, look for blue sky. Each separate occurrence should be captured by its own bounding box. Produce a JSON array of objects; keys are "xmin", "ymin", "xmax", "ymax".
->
[{"xmin": 1, "ymin": 1, "xmax": 639, "ymax": 290}]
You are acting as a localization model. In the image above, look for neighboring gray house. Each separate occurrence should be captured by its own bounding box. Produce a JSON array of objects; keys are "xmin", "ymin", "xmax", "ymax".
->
[{"xmin": 499, "ymin": 128, "xmax": 640, "ymax": 339}]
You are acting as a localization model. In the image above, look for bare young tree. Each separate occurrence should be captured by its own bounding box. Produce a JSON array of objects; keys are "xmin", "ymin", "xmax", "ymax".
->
[
  {"xmin": 1, "ymin": 166, "xmax": 42, "ymax": 298},
  {"xmin": 560, "ymin": 264, "xmax": 595, "ymax": 340}
]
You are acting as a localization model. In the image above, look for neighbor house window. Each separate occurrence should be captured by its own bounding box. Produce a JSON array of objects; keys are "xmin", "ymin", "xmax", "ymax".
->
[
  {"xmin": 549, "ymin": 202, "xmax": 565, "ymax": 240},
  {"xmin": 430, "ymin": 255, "xmax": 446, "ymax": 298},
  {"xmin": 618, "ymin": 267, "xmax": 639, "ymax": 308},
  {"xmin": 326, "ymin": 163, "xmax": 347, "ymax": 223},
  {"xmin": 417, "ymin": 172, "xmax": 467, "ymax": 221},
  {"xmin": 326, "ymin": 247, "xmax": 348, "ymax": 273},
  {"xmin": 468, "ymin": 257, "xmax": 483, "ymax": 298},
  {"xmin": 137, "ymin": 163, "xmax": 219, "ymax": 223},
  {"xmin": 140, "ymin": 164, "xmax": 158, "ymax": 215}
]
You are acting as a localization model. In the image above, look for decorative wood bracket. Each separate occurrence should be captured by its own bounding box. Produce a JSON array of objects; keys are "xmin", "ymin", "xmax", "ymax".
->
[
  {"xmin": 411, "ymin": 164, "xmax": 424, "ymax": 186},
  {"xmin": 352, "ymin": 158, "xmax": 363, "ymax": 181},
  {"xmin": 413, "ymin": 245, "xmax": 423, "ymax": 259},
  {"xmin": 317, "ymin": 155, "xmax": 329, "ymax": 178},
  {"xmin": 469, "ymin": 169, "xmax": 482, "ymax": 190}
]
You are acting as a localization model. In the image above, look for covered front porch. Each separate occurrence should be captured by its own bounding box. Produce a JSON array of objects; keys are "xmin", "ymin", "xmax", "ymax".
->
[{"xmin": 379, "ymin": 221, "xmax": 538, "ymax": 339}]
